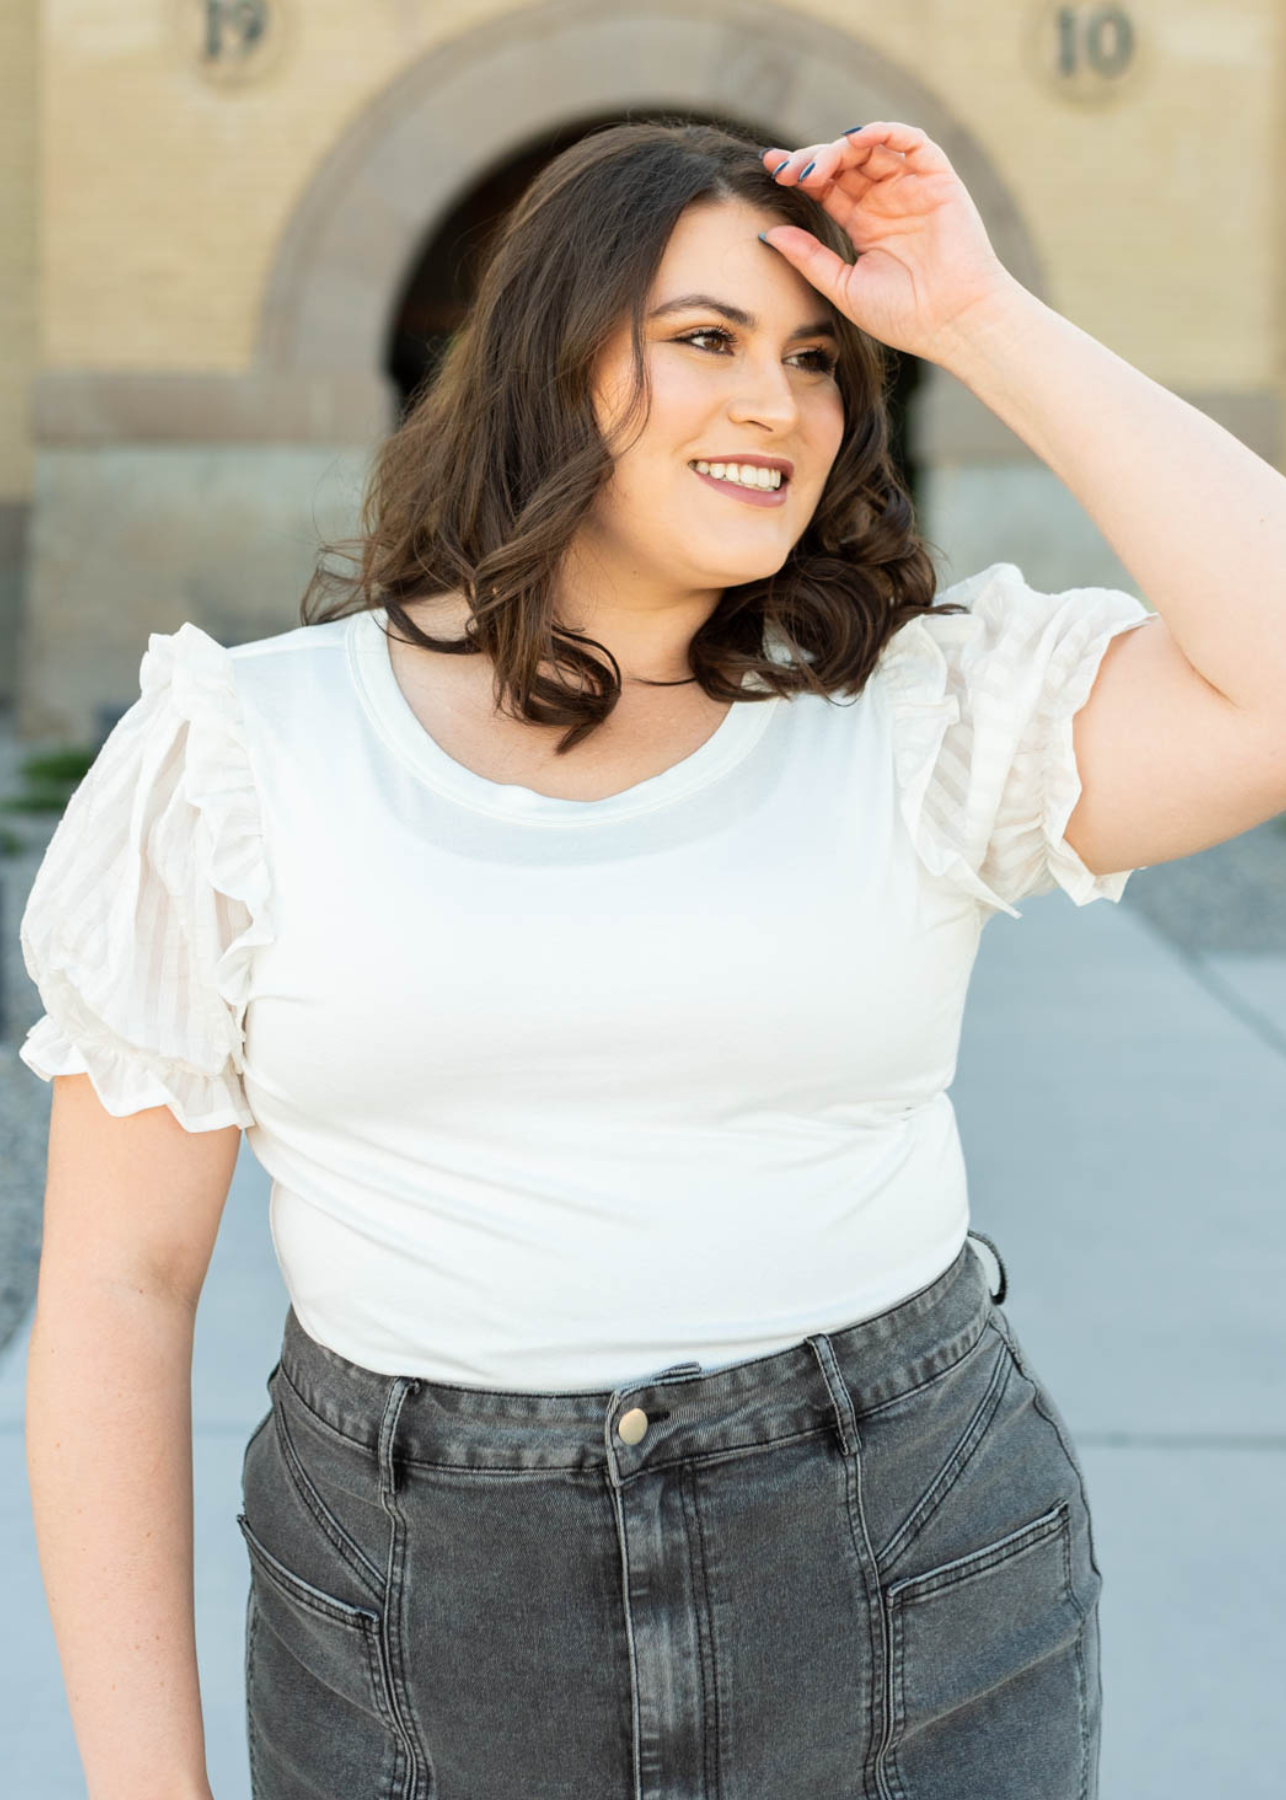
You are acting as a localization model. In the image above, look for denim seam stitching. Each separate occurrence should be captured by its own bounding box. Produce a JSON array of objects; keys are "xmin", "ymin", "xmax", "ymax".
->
[
  {"xmin": 885, "ymin": 1597, "xmax": 912, "ymax": 1800},
  {"xmin": 876, "ymin": 1336, "xmax": 1014, "ymax": 1577},
  {"xmin": 361, "ymin": 1619, "xmax": 402, "ymax": 1772},
  {"xmin": 375, "ymin": 1378, "xmax": 434, "ymax": 1799},
  {"xmin": 604, "ymin": 1463, "xmax": 645, "ymax": 1800},
  {"xmin": 245, "ymin": 1583, "xmax": 260, "ymax": 1800},
  {"xmin": 682, "ymin": 1460, "xmax": 723, "ymax": 1800},
  {"xmin": 807, "ymin": 1334, "xmax": 896, "ymax": 1800},
  {"xmin": 1060, "ymin": 1516, "xmax": 1093, "ymax": 1800},
  {"xmin": 1075, "ymin": 1613, "xmax": 1093, "ymax": 1800},
  {"xmin": 271, "ymin": 1389, "xmax": 388, "ymax": 1600},
  {"xmin": 1058, "ymin": 1499, "xmax": 1087, "ymax": 1625},
  {"xmin": 852, "ymin": 1443, "xmax": 897, "ymax": 1800}
]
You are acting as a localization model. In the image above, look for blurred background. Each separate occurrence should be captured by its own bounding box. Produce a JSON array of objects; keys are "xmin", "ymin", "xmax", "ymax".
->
[{"xmin": 0, "ymin": 2, "xmax": 1283, "ymax": 1795}]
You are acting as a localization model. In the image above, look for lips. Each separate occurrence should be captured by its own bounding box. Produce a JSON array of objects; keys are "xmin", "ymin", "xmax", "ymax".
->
[{"xmin": 688, "ymin": 463, "xmax": 789, "ymax": 508}]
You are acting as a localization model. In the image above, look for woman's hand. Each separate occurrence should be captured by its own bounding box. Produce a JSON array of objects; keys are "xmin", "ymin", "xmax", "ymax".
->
[{"xmin": 758, "ymin": 121, "xmax": 1021, "ymax": 364}]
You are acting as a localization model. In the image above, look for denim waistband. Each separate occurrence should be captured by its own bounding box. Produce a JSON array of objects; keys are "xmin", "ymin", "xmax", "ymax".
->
[{"xmin": 274, "ymin": 1231, "xmax": 1007, "ymax": 1481}]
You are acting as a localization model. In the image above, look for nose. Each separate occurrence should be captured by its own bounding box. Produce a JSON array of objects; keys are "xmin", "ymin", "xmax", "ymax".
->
[{"xmin": 723, "ymin": 355, "xmax": 801, "ymax": 433}]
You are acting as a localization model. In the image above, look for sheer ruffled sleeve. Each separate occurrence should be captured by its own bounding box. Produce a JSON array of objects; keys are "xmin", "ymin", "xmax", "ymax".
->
[
  {"xmin": 878, "ymin": 560, "xmax": 1156, "ymax": 920},
  {"xmin": 17, "ymin": 622, "xmax": 274, "ymax": 1131}
]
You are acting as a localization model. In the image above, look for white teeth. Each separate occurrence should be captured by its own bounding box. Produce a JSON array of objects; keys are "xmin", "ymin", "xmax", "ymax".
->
[{"xmin": 691, "ymin": 460, "xmax": 783, "ymax": 490}]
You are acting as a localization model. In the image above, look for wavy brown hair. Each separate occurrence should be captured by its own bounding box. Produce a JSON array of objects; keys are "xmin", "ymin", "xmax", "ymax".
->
[{"xmin": 300, "ymin": 116, "xmax": 969, "ymax": 753}]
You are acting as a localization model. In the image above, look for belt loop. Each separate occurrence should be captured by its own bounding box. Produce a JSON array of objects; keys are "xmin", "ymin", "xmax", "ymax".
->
[
  {"xmin": 967, "ymin": 1230, "xmax": 1008, "ymax": 1304},
  {"xmin": 805, "ymin": 1332, "xmax": 859, "ymax": 1459},
  {"xmin": 377, "ymin": 1375, "xmax": 419, "ymax": 1504}
]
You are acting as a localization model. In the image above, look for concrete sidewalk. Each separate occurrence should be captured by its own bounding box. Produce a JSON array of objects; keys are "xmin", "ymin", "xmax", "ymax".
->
[{"xmin": 1, "ymin": 891, "xmax": 1283, "ymax": 1798}]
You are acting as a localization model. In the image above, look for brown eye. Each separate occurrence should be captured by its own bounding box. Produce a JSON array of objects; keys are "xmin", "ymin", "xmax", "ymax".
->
[
  {"xmin": 677, "ymin": 328, "xmax": 735, "ymax": 355},
  {"xmin": 677, "ymin": 328, "xmax": 837, "ymax": 374}
]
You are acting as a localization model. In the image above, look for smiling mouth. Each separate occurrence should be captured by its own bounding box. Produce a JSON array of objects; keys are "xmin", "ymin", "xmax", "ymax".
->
[
  {"xmin": 688, "ymin": 459, "xmax": 789, "ymax": 492},
  {"xmin": 688, "ymin": 461, "xmax": 790, "ymax": 508}
]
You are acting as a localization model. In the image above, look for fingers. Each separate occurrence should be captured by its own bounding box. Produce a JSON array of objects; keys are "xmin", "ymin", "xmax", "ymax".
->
[
  {"xmin": 761, "ymin": 121, "xmax": 951, "ymax": 189},
  {"xmin": 759, "ymin": 139, "xmax": 888, "ymax": 203},
  {"xmin": 759, "ymin": 140, "xmax": 878, "ymax": 218},
  {"xmin": 844, "ymin": 121, "xmax": 946, "ymax": 162},
  {"xmin": 760, "ymin": 143, "xmax": 833, "ymax": 183}
]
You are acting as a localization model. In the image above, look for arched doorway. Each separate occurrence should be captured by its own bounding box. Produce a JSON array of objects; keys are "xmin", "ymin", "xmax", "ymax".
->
[{"xmin": 257, "ymin": 0, "xmax": 1043, "ymax": 520}]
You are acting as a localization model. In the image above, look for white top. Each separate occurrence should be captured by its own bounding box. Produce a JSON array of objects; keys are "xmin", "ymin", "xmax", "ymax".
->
[{"xmin": 18, "ymin": 562, "xmax": 1153, "ymax": 1390}]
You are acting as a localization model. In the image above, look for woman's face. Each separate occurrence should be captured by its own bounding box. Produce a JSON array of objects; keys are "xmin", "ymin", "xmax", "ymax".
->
[{"xmin": 586, "ymin": 197, "xmax": 847, "ymax": 595}]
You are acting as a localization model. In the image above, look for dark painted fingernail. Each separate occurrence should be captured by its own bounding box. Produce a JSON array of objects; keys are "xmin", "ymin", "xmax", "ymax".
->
[
  {"xmin": 772, "ymin": 158, "xmax": 790, "ymax": 177},
  {"xmin": 799, "ymin": 160, "xmax": 816, "ymax": 179},
  {"xmin": 843, "ymin": 123, "xmax": 866, "ymax": 135}
]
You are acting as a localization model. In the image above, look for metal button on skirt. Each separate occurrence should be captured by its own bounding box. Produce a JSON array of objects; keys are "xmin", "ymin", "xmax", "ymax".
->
[{"xmin": 238, "ymin": 1229, "xmax": 1101, "ymax": 1800}]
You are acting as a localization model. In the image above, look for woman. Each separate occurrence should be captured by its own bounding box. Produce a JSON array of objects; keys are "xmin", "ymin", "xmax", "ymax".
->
[{"xmin": 20, "ymin": 117, "xmax": 1286, "ymax": 1799}]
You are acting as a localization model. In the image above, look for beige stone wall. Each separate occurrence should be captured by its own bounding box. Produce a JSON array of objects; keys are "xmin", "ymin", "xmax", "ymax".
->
[
  {"xmin": 1273, "ymin": 2, "xmax": 1286, "ymax": 465},
  {"xmin": 0, "ymin": 0, "xmax": 36, "ymax": 500},
  {"xmin": 41, "ymin": 0, "xmax": 509, "ymax": 371},
  {"xmin": 36, "ymin": 0, "xmax": 1282, "ymax": 392},
  {"xmin": 19, "ymin": 443, "xmax": 376, "ymax": 739},
  {"xmin": 0, "ymin": 0, "xmax": 38, "ymax": 705}
]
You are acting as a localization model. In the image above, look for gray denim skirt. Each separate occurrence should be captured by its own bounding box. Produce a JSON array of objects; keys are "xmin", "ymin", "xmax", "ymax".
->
[{"xmin": 237, "ymin": 1230, "xmax": 1103, "ymax": 1799}]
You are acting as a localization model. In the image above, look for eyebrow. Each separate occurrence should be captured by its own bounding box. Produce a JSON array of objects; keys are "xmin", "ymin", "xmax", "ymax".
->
[{"xmin": 647, "ymin": 293, "xmax": 838, "ymax": 341}]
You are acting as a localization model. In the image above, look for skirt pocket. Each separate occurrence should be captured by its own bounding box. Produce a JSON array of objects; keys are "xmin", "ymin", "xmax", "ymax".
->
[
  {"xmin": 239, "ymin": 1512, "xmax": 404, "ymax": 1798},
  {"xmin": 880, "ymin": 1497, "xmax": 1094, "ymax": 1800},
  {"xmin": 238, "ymin": 1373, "xmax": 410, "ymax": 1797},
  {"xmin": 238, "ymin": 1508, "xmax": 386, "ymax": 1683}
]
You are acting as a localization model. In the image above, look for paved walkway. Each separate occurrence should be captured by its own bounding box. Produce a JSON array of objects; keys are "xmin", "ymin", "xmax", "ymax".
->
[{"xmin": 2, "ymin": 887, "xmax": 1283, "ymax": 1798}]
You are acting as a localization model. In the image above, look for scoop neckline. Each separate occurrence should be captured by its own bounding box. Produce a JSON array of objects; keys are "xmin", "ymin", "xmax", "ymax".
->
[{"xmin": 345, "ymin": 606, "xmax": 784, "ymax": 825}]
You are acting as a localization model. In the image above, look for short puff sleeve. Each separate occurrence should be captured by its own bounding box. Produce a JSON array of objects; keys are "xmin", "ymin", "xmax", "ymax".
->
[
  {"xmin": 878, "ymin": 560, "xmax": 1155, "ymax": 919},
  {"xmin": 18, "ymin": 623, "xmax": 273, "ymax": 1131}
]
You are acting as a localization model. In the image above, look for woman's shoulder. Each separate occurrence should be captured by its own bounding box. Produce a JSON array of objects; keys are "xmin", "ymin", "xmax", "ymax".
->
[
  {"xmin": 186, "ymin": 614, "xmax": 359, "ymax": 729},
  {"xmin": 248, "ymin": 611, "xmax": 358, "ymax": 647},
  {"xmin": 224, "ymin": 613, "xmax": 353, "ymax": 672},
  {"xmin": 139, "ymin": 612, "xmax": 352, "ymax": 693}
]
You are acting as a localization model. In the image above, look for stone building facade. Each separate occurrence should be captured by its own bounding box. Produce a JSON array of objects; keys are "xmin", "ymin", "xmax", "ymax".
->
[{"xmin": 3, "ymin": 0, "xmax": 1281, "ymax": 741}]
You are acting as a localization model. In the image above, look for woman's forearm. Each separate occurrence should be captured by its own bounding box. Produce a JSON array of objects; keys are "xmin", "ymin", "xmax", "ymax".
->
[
  {"xmin": 26, "ymin": 1277, "xmax": 214, "ymax": 1800},
  {"xmin": 933, "ymin": 273, "xmax": 1286, "ymax": 724}
]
